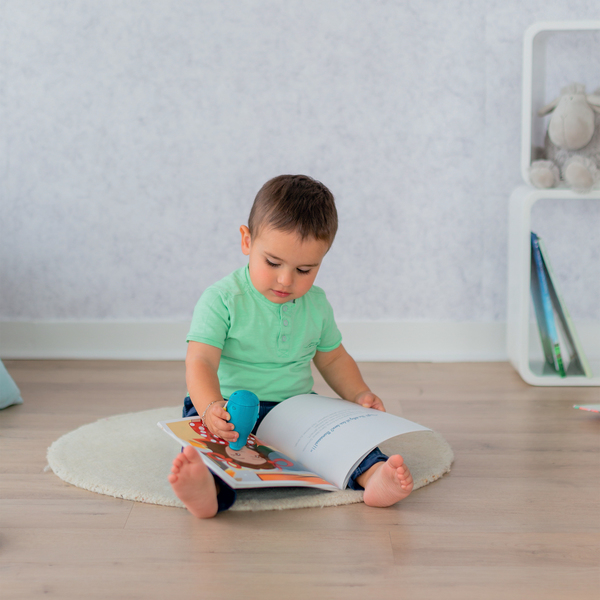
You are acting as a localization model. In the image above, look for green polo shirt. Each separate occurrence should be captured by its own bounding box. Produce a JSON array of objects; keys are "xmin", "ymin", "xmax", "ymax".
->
[{"xmin": 187, "ymin": 265, "xmax": 342, "ymax": 402}]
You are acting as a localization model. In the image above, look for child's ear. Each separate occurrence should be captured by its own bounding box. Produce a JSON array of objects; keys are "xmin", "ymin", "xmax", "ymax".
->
[{"xmin": 240, "ymin": 225, "xmax": 252, "ymax": 256}]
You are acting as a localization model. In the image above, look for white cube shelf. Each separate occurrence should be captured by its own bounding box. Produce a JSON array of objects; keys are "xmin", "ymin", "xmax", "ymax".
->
[
  {"xmin": 507, "ymin": 186, "xmax": 600, "ymax": 386},
  {"xmin": 520, "ymin": 21, "xmax": 600, "ymax": 185}
]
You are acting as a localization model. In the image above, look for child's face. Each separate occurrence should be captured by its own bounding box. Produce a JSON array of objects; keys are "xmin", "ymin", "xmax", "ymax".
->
[
  {"xmin": 240, "ymin": 225, "xmax": 329, "ymax": 304},
  {"xmin": 225, "ymin": 444, "xmax": 268, "ymax": 465}
]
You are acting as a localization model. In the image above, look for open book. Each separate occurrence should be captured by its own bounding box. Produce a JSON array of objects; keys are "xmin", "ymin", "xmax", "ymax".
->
[{"xmin": 158, "ymin": 394, "xmax": 430, "ymax": 491}]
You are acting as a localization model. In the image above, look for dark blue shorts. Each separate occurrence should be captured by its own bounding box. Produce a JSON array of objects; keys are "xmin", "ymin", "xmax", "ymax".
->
[{"xmin": 182, "ymin": 396, "xmax": 388, "ymax": 512}]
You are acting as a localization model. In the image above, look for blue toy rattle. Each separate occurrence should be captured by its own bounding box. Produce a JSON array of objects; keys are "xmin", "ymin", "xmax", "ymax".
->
[{"xmin": 226, "ymin": 390, "xmax": 260, "ymax": 451}]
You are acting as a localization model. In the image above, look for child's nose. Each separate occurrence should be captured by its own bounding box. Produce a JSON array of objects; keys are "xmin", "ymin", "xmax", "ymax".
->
[{"xmin": 278, "ymin": 270, "xmax": 293, "ymax": 287}]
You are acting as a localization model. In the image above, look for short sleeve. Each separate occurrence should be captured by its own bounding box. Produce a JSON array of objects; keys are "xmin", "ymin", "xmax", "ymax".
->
[
  {"xmin": 316, "ymin": 296, "xmax": 342, "ymax": 352},
  {"xmin": 186, "ymin": 288, "xmax": 231, "ymax": 349}
]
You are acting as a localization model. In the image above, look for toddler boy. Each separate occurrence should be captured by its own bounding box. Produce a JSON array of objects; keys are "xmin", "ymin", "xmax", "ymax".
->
[{"xmin": 169, "ymin": 175, "xmax": 413, "ymax": 517}]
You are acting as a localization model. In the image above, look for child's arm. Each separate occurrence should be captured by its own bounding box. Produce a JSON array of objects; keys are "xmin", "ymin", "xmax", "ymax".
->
[
  {"xmin": 185, "ymin": 341, "xmax": 238, "ymax": 443},
  {"xmin": 313, "ymin": 344, "xmax": 385, "ymax": 411}
]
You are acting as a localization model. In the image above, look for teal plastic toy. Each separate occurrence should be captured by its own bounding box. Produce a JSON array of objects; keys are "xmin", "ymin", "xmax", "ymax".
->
[{"xmin": 227, "ymin": 390, "xmax": 260, "ymax": 450}]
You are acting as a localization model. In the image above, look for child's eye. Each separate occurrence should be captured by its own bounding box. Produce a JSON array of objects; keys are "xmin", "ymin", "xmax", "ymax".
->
[{"xmin": 265, "ymin": 258, "xmax": 310, "ymax": 274}]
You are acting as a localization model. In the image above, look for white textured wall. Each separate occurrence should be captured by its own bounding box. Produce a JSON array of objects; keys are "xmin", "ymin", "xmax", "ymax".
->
[{"xmin": 1, "ymin": 1, "xmax": 599, "ymax": 327}]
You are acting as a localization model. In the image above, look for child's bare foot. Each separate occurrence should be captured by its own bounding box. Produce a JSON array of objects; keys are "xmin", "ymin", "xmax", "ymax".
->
[
  {"xmin": 361, "ymin": 455, "xmax": 413, "ymax": 508},
  {"xmin": 168, "ymin": 445, "xmax": 219, "ymax": 518}
]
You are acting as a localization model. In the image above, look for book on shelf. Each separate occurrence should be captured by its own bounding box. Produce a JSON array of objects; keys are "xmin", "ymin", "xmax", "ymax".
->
[
  {"xmin": 158, "ymin": 394, "xmax": 430, "ymax": 491},
  {"xmin": 537, "ymin": 237, "xmax": 593, "ymax": 378},
  {"xmin": 530, "ymin": 232, "xmax": 566, "ymax": 376},
  {"xmin": 530, "ymin": 232, "xmax": 592, "ymax": 378}
]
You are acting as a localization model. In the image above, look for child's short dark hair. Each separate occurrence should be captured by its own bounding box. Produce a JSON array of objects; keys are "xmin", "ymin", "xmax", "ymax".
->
[{"xmin": 248, "ymin": 175, "xmax": 338, "ymax": 246}]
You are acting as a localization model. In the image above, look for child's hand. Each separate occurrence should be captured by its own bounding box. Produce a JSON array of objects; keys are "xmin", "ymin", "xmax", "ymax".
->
[
  {"xmin": 354, "ymin": 391, "xmax": 386, "ymax": 412},
  {"xmin": 204, "ymin": 401, "xmax": 239, "ymax": 443}
]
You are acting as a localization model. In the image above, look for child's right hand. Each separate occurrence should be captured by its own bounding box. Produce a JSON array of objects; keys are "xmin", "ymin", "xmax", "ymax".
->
[{"xmin": 203, "ymin": 401, "xmax": 239, "ymax": 444}]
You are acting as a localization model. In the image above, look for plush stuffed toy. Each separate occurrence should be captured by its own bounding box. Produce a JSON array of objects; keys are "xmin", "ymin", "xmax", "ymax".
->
[{"xmin": 529, "ymin": 83, "xmax": 600, "ymax": 192}]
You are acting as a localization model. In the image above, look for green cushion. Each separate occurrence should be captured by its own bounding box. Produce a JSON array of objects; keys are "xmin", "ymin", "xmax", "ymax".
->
[{"xmin": 0, "ymin": 360, "xmax": 23, "ymax": 409}]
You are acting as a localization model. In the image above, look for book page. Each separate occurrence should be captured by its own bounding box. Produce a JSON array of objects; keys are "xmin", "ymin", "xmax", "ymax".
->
[
  {"xmin": 256, "ymin": 395, "xmax": 430, "ymax": 489},
  {"xmin": 158, "ymin": 417, "xmax": 337, "ymax": 491}
]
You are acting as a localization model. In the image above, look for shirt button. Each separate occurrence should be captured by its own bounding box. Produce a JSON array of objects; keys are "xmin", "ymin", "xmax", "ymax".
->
[
  {"xmin": 282, "ymin": 305, "xmax": 288, "ymax": 312},
  {"xmin": 281, "ymin": 335, "xmax": 287, "ymax": 342},
  {"xmin": 283, "ymin": 320, "xmax": 289, "ymax": 326}
]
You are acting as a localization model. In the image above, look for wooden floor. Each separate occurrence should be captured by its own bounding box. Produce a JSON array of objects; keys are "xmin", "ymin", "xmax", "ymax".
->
[{"xmin": 1, "ymin": 360, "xmax": 599, "ymax": 600}]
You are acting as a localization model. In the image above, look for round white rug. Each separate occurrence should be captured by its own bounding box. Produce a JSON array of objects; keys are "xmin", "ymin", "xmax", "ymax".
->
[{"xmin": 47, "ymin": 406, "xmax": 454, "ymax": 512}]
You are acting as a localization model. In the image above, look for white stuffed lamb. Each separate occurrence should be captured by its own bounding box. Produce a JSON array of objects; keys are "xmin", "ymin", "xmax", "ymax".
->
[{"xmin": 529, "ymin": 83, "xmax": 600, "ymax": 192}]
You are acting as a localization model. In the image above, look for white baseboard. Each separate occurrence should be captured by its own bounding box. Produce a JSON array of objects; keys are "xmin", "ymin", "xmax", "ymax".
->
[
  {"xmin": 3, "ymin": 320, "xmax": 598, "ymax": 363},
  {"xmin": 0, "ymin": 321, "xmax": 191, "ymax": 361},
  {"xmin": 339, "ymin": 322, "xmax": 508, "ymax": 362},
  {"xmin": 1, "ymin": 319, "xmax": 598, "ymax": 362},
  {"xmin": 1, "ymin": 320, "xmax": 512, "ymax": 361}
]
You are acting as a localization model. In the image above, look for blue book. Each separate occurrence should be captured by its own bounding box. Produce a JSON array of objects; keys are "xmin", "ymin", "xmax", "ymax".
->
[
  {"xmin": 538, "ymin": 237, "xmax": 592, "ymax": 378},
  {"xmin": 530, "ymin": 232, "xmax": 566, "ymax": 377}
]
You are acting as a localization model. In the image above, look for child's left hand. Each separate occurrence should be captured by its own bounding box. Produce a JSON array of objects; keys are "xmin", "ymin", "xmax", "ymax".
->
[{"xmin": 354, "ymin": 391, "xmax": 385, "ymax": 412}]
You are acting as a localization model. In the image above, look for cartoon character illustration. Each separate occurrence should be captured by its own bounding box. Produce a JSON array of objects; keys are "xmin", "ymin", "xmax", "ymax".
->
[{"xmin": 187, "ymin": 419, "xmax": 297, "ymax": 471}]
